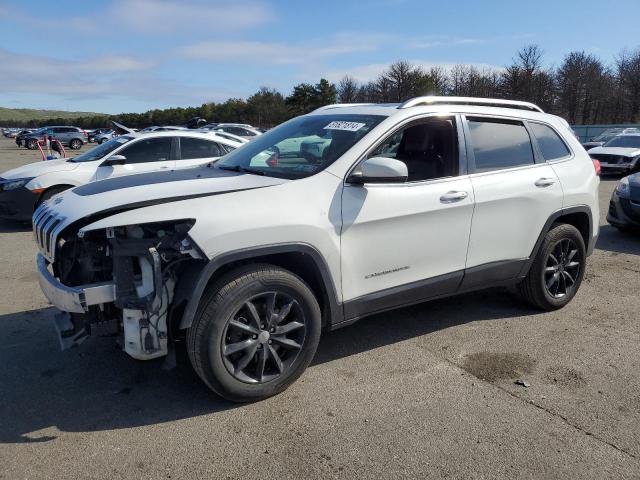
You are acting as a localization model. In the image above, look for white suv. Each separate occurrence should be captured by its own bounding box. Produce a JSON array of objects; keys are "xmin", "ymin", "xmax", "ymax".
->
[{"xmin": 33, "ymin": 97, "xmax": 600, "ymax": 402}]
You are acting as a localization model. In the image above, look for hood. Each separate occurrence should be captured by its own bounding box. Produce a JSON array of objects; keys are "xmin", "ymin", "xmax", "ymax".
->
[
  {"xmin": 38, "ymin": 165, "xmax": 288, "ymax": 232},
  {"xmin": 2, "ymin": 159, "xmax": 79, "ymax": 180},
  {"xmin": 587, "ymin": 146, "xmax": 640, "ymax": 157}
]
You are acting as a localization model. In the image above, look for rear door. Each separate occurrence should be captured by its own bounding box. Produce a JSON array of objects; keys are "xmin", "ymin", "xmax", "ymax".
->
[
  {"xmin": 94, "ymin": 136, "xmax": 176, "ymax": 180},
  {"xmin": 462, "ymin": 115, "xmax": 563, "ymax": 283},
  {"xmin": 176, "ymin": 136, "xmax": 226, "ymax": 169}
]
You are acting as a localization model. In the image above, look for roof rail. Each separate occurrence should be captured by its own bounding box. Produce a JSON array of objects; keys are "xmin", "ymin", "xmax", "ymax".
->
[
  {"xmin": 398, "ymin": 96, "xmax": 544, "ymax": 113},
  {"xmin": 313, "ymin": 103, "xmax": 375, "ymax": 112}
]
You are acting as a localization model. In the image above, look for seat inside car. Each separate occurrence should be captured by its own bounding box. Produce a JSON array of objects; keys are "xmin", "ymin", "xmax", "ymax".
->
[{"xmin": 395, "ymin": 120, "xmax": 457, "ymax": 181}]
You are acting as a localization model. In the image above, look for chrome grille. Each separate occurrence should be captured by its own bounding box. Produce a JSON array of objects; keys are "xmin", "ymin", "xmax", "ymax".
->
[{"xmin": 32, "ymin": 203, "xmax": 66, "ymax": 262}]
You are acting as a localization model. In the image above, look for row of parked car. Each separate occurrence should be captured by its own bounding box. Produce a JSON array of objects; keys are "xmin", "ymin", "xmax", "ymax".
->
[{"xmin": 1, "ymin": 122, "xmax": 264, "ymax": 151}]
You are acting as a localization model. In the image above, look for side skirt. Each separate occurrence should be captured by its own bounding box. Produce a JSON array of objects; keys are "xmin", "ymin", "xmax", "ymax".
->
[{"xmin": 332, "ymin": 259, "xmax": 527, "ymax": 330}]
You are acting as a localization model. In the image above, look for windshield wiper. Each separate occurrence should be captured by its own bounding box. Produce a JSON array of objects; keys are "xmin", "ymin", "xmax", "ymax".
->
[{"xmin": 218, "ymin": 165, "xmax": 266, "ymax": 176}]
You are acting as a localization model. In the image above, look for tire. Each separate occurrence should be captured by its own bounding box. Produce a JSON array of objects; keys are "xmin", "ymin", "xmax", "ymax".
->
[
  {"xmin": 99, "ymin": 138, "xmax": 107, "ymax": 144},
  {"xmin": 26, "ymin": 139, "xmax": 38, "ymax": 150},
  {"xmin": 518, "ymin": 223, "xmax": 586, "ymax": 310},
  {"xmin": 36, "ymin": 185, "xmax": 72, "ymax": 208},
  {"xmin": 187, "ymin": 264, "xmax": 322, "ymax": 402},
  {"xmin": 70, "ymin": 139, "xmax": 82, "ymax": 150}
]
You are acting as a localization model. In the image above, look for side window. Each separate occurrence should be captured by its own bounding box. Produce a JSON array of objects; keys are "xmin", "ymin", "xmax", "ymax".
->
[
  {"xmin": 368, "ymin": 116, "xmax": 459, "ymax": 181},
  {"xmin": 120, "ymin": 137, "xmax": 172, "ymax": 164},
  {"xmin": 226, "ymin": 127, "xmax": 246, "ymax": 136},
  {"xmin": 180, "ymin": 137, "xmax": 223, "ymax": 160},
  {"xmin": 467, "ymin": 118, "xmax": 534, "ymax": 172},
  {"xmin": 530, "ymin": 122, "xmax": 570, "ymax": 161}
]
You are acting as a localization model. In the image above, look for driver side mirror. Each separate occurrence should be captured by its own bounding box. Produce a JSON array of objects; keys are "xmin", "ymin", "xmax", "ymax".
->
[
  {"xmin": 102, "ymin": 154, "xmax": 126, "ymax": 166},
  {"xmin": 347, "ymin": 157, "xmax": 408, "ymax": 184}
]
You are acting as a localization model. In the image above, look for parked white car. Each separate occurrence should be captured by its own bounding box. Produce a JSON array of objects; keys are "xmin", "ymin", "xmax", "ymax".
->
[
  {"xmin": 210, "ymin": 123, "xmax": 263, "ymax": 139},
  {"xmin": 33, "ymin": 96, "xmax": 599, "ymax": 402},
  {"xmin": 0, "ymin": 131, "xmax": 243, "ymax": 221},
  {"xmin": 587, "ymin": 133, "xmax": 640, "ymax": 175}
]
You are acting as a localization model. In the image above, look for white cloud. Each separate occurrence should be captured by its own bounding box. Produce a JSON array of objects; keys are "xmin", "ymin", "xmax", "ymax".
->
[
  {"xmin": 177, "ymin": 33, "xmax": 390, "ymax": 64},
  {"xmin": 106, "ymin": 0, "xmax": 272, "ymax": 33},
  {"xmin": 3, "ymin": 0, "xmax": 272, "ymax": 36},
  {"xmin": 0, "ymin": 49, "xmax": 224, "ymax": 107}
]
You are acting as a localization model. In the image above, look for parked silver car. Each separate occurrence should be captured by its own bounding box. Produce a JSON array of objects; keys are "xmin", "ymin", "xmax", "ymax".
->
[{"xmin": 23, "ymin": 126, "xmax": 88, "ymax": 150}]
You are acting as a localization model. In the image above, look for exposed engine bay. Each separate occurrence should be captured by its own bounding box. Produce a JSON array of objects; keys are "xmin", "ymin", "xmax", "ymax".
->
[{"xmin": 49, "ymin": 219, "xmax": 201, "ymax": 359}]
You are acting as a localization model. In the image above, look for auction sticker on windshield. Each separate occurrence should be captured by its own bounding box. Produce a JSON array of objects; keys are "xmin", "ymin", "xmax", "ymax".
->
[{"xmin": 324, "ymin": 121, "xmax": 366, "ymax": 132}]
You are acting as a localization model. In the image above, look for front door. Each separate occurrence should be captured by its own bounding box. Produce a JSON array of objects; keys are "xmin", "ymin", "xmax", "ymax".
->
[
  {"xmin": 340, "ymin": 115, "xmax": 474, "ymax": 317},
  {"xmin": 95, "ymin": 136, "xmax": 176, "ymax": 181}
]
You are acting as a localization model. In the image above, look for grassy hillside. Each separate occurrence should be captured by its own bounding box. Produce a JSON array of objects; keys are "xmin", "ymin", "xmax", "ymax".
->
[{"xmin": 0, "ymin": 107, "xmax": 106, "ymax": 123}]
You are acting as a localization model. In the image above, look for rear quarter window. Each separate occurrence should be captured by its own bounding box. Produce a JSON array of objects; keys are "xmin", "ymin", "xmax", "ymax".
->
[
  {"xmin": 530, "ymin": 123, "xmax": 570, "ymax": 161},
  {"xmin": 467, "ymin": 118, "xmax": 535, "ymax": 172}
]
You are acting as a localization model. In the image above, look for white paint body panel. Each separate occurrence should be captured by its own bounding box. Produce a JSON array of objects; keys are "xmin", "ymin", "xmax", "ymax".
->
[
  {"xmin": 340, "ymin": 177, "xmax": 474, "ymax": 300},
  {"xmin": 466, "ymin": 164, "xmax": 563, "ymax": 267}
]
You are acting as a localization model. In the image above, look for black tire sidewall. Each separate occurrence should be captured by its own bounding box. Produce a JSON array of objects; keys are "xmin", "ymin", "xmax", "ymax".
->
[
  {"xmin": 534, "ymin": 224, "xmax": 586, "ymax": 309},
  {"xmin": 193, "ymin": 268, "xmax": 321, "ymax": 402}
]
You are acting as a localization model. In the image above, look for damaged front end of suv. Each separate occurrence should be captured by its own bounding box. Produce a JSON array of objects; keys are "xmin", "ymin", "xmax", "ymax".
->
[{"xmin": 34, "ymin": 202, "xmax": 203, "ymax": 360}]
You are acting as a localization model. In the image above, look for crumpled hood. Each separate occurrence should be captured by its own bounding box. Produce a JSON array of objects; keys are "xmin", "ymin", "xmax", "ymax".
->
[
  {"xmin": 588, "ymin": 146, "xmax": 640, "ymax": 157},
  {"xmin": 36, "ymin": 166, "xmax": 288, "ymax": 231},
  {"xmin": 2, "ymin": 159, "xmax": 78, "ymax": 180}
]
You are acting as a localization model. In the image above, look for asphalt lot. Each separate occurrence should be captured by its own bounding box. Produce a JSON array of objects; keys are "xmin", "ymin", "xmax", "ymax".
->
[{"xmin": 0, "ymin": 137, "xmax": 639, "ymax": 479}]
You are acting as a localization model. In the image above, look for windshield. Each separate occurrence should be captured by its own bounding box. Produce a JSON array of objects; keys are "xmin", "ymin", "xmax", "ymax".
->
[
  {"xmin": 216, "ymin": 114, "xmax": 385, "ymax": 179},
  {"xmin": 603, "ymin": 136, "xmax": 640, "ymax": 149},
  {"xmin": 69, "ymin": 136, "xmax": 133, "ymax": 162}
]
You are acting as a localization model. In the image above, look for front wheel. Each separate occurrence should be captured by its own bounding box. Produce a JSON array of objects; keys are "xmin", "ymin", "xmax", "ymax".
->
[
  {"xmin": 187, "ymin": 265, "xmax": 322, "ymax": 402},
  {"xmin": 518, "ymin": 224, "xmax": 586, "ymax": 310},
  {"xmin": 26, "ymin": 139, "xmax": 38, "ymax": 150}
]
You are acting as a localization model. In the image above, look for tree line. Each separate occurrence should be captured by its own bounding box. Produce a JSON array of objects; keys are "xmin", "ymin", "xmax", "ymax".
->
[{"xmin": 7, "ymin": 44, "xmax": 640, "ymax": 129}]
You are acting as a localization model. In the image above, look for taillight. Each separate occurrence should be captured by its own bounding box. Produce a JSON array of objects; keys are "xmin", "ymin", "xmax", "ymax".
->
[
  {"xmin": 82, "ymin": 130, "xmax": 88, "ymax": 137},
  {"xmin": 266, "ymin": 152, "xmax": 278, "ymax": 167},
  {"xmin": 592, "ymin": 159, "xmax": 601, "ymax": 176}
]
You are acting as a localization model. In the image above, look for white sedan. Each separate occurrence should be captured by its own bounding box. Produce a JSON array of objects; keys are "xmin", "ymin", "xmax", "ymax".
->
[{"xmin": 0, "ymin": 130, "xmax": 246, "ymax": 221}]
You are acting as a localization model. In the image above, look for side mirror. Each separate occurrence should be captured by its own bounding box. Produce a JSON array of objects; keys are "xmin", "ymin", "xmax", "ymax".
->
[
  {"xmin": 348, "ymin": 157, "xmax": 408, "ymax": 184},
  {"xmin": 102, "ymin": 154, "xmax": 126, "ymax": 166}
]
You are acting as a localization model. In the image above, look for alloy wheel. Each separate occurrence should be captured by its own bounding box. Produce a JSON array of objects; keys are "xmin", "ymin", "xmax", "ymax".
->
[
  {"xmin": 544, "ymin": 238, "xmax": 582, "ymax": 298},
  {"xmin": 221, "ymin": 291, "xmax": 306, "ymax": 384}
]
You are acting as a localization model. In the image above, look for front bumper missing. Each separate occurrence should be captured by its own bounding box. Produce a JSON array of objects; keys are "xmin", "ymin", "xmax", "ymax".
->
[{"xmin": 37, "ymin": 253, "xmax": 116, "ymax": 313}]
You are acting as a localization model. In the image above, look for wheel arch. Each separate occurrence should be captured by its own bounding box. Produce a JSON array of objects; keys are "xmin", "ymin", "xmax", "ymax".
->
[
  {"xmin": 177, "ymin": 243, "xmax": 342, "ymax": 331},
  {"xmin": 35, "ymin": 184, "xmax": 76, "ymax": 208},
  {"xmin": 520, "ymin": 205, "xmax": 593, "ymax": 276}
]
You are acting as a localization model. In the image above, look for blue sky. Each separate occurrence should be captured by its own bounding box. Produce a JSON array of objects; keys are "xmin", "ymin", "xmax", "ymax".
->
[{"xmin": 1, "ymin": 0, "xmax": 639, "ymax": 114}]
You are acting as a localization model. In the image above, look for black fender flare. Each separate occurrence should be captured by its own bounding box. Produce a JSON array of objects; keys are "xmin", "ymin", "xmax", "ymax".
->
[
  {"xmin": 178, "ymin": 243, "xmax": 342, "ymax": 329},
  {"xmin": 518, "ymin": 205, "xmax": 594, "ymax": 277}
]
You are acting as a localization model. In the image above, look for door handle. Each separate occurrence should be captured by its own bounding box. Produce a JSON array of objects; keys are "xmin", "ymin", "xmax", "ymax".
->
[
  {"xmin": 158, "ymin": 166, "xmax": 169, "ymax": 169},
  {"xmin": 440, "ymin": 191, "xmax": 468, "ymax": 203},
  {"xmin": 535, "ymin": 177, "xmax": 556, "ymax": 187}
]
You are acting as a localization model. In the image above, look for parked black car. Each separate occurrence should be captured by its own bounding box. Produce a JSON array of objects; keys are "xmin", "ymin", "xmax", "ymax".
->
[
  {"xmin": 608, "ymin": 173, "xmax": 640, "ymax": 231},
  {"xmin": 15, "ymin": 129, "xmax": 38, "ymax": 147}
]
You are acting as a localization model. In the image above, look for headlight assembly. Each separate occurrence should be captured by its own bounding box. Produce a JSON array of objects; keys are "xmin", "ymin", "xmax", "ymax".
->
[
  {"xmin": 0, "ymin": 177, "xmax": 34, "ymax": 191},
  {"xmin": 615, "ymin": 176, "xmax": 630, "ymax": 199}
]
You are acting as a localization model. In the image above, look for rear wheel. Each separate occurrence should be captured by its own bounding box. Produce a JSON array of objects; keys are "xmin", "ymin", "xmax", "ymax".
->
[
  {"xmin": 187, "ymin": 265, "xmax": 321, "ymax": 402},
  {"xmin": 70, "ymin": 139, "xmax": 82, "ymax": 150},
  {"xmin": 518, "ymin": 224, "xmax": 586, "ymax": 310},
  {"xmin": 26, "ymin": 139, "xmax": 38, "ymax": 150},
  {"xmin": 99, "ymin": 138, "xmax": 107, "ymax": 144}
]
